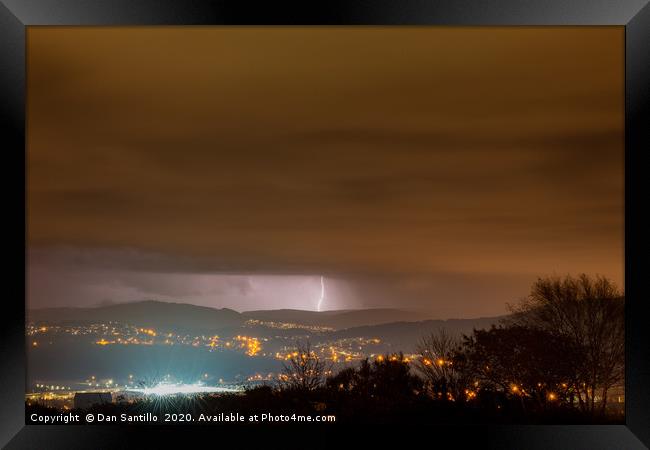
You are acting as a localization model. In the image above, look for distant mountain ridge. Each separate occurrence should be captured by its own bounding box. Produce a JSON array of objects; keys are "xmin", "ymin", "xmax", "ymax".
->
[
  {"xmin": 28, "ymin": 300, "xmax": 503, "ymax": 333},
  {"xmin": 28, "ymin": 300, "xmax": 244, "ymax": 332},
  {"xmin": 330, "ymin": 316, "xmax": 504, "ymax": 352}
]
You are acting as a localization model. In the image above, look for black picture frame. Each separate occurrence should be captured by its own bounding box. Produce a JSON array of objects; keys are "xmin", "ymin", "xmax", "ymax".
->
[{"xmin": 1, "ymin": 1, "xmax": 648, "ymax": 448}]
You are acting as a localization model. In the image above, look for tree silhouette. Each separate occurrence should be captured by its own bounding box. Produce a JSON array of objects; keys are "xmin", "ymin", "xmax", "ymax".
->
[
  {"xmin": 414, "ymin": 329, "xmax": 469, "ymax": 401},
  {"xmin": 507, "ymin": 274, "xmax": 624, "ymax": 414},
  {"xmin": 279, "ymin": 341, "xmax": 329, "ymax": 392},
  {"xmin": 454, "ymin": 325, "xmax": 580, "ymax": 411},
  {"xmin": 326, "ymin": 353, "xmax": 423, "ymax": 406}
]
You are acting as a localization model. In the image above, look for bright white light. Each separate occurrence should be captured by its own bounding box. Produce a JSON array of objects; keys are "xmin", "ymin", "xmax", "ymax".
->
[
  {"xmin": 129, "ymin": 382, "xmax": 241, "ymax": 396},
  {"xmin": 317, "ymin": 276, "xmax": 325, "ymax": 312}
]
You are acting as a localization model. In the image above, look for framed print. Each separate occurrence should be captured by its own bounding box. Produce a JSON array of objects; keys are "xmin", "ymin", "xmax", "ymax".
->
[{"xmin": 1, "ymin": 0, "xmax": 649, "ymax": 448}]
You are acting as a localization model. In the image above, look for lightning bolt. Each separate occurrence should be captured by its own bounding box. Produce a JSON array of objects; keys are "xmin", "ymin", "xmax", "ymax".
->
[{"xmin": 317, "ymin": 276, "xmax": 325, "ymax": 312}]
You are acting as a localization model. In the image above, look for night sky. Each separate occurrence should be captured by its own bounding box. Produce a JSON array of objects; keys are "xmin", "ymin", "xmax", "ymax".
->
[{"xmin": 27, "ymin": 27, "xmax": 624, "ymax": 317}]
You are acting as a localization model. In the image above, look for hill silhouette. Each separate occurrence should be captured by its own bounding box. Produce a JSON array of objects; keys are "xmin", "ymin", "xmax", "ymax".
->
[{"xmin": 28, "ymin": 300, "xmax": 244, "ymax": 332}]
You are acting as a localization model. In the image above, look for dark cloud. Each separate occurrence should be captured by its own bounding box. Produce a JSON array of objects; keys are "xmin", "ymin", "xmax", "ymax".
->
[{"xmin": 27, "ymin": 27, "xmax": 624, "ymax": 315}]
